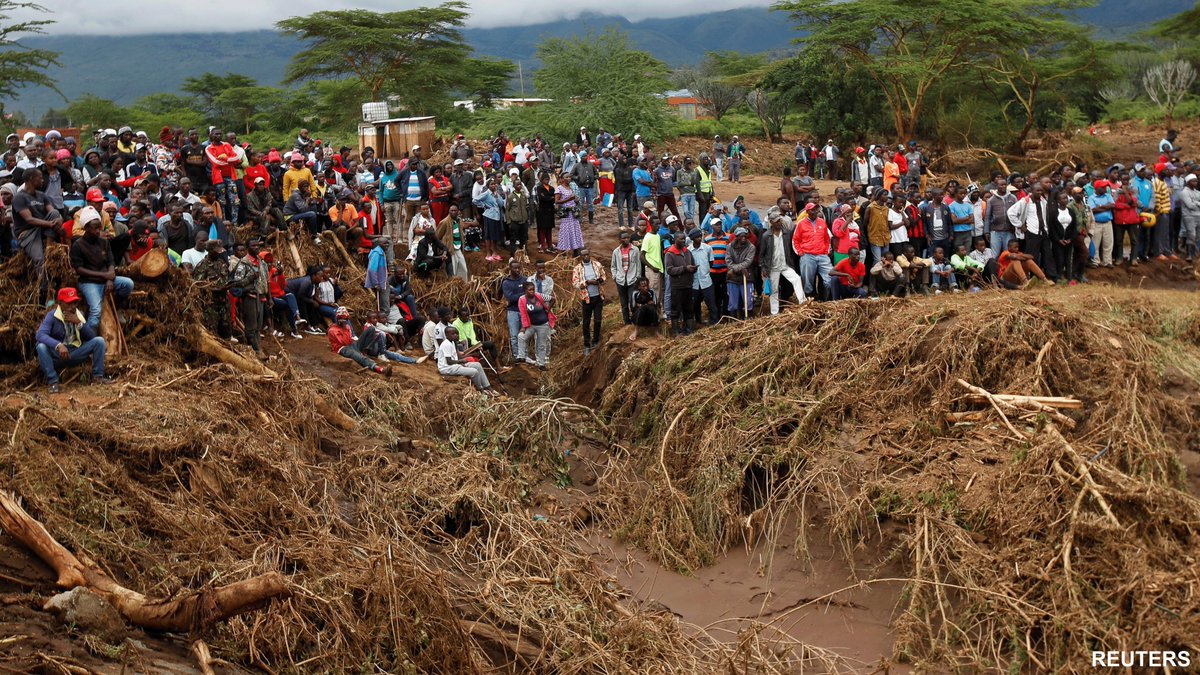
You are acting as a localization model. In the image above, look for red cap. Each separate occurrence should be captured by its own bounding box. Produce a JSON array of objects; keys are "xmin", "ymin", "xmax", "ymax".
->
[
  {"xmin": 267, "ymin": 149, "xmax": 281, "ymax": 163},
  {"xmin": 86, "ymin": 187, "xmax": 104, "ymax": 203},
  {"xmin": 855, "ymin": 146, "xmax": 865, "ymax": 154},
  {"xmin": 57, "ymin": 287, "xmax": 80, "ymax": 304},
  {"xmin": 1092, "ymin": 180, "xmax": 1109, "ymax": 190}
]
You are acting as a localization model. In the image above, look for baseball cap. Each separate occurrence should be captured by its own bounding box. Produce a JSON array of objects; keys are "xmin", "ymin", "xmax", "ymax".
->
[
  {"xmin": 688, "ymin": 228, "xmax": 702, "ymax": 239},
  {"xmin": 86, "ymin": 187, "xmax": 104, "ymax": 203},
  {"xmin": 57, "ymin": 287, "xmax": 81, "ymax": 304},
  {"xmin": 253, "ymin": 176, "xmax": 265, "ymax": 184},
  {"xmin": 411, "ymin": 145, "xmax": 420, "ymax": 151},
  {"xmin": 453, "ymin": 158, "xmax": 464, "ymax": 166},
  {"xmin": 643, "ymin": 200, "xmax": 655, "ymax": 210},
  {"xmin": 4, "ymin": 133, "xmax": 16, "ymax": 142},
  {"xmin": 665, "ymin": 214, "xmax": 679, "ymax": 224},
  {"xmin": 734, "ymin": 227, "xmax": 749, "ymax": 236}
]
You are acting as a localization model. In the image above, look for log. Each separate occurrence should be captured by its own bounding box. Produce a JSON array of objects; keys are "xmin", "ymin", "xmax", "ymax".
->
[
  {"xmin": 327, "ymin": 234, "xmax": 358, "ymax": 270},
  {"xmin": 195, "ymin": 327, "xmax": 278, "ymax": 379},
  {"xmin": 99, "ymin": 295, "xmax": 126, "ymax": 357},
  {"xmin": 459, "ymin": 619, "xmax": 542, "ymax": 664},
  {"xmin": 961, "ymin": 394, "xmax": 1082, "ymax": 410},
  {"xmin": 0, "ymin": 492, "xmax": 290, "ymax": 633},
  {"xmin": 125, "ymin": 248, "xmax": 170, "ymax": 280},
  {"xmin": 314, "ymin": 397, "xmax": 357, "ymax": 431}
]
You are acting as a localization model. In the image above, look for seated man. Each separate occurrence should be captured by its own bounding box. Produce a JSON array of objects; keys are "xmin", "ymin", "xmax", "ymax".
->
[
  {"xmin": 950, "ymin": 243, "xmax": 987, "ymax": 290},
  {"xmin": 452, "ymin": 307, "xmax": 500, "ymax": 368},
  {"xmin": 413, "ymin": 227, "xmax": 448, "ymax": 278},
  {"xmin": 70, "ymin": 206, "xmax": 133, "ymax": 331},
  {"xmin": 870, "ymin": 250, "xmax": 906, "ymax": 297},
  {"xmin": 896, "ymin": 244, "xmax": 931, "ymax": 294},
  {"xmin": 362, "ymin": 311, "xmax": 419, "ymax": 364},
  {"xmin": 998, "ymin": 238, "xmax": 1053, "ymax": 288},
  {"xmin": 326, "ymin": 306, "xmax": 392, "ymax": 376},
  {"xmin": 516, "ymin": 282, "xmax": 555, "ymax": 369},
  {"xmin": 829, "ymin": 247, "xmax": 868, "ymax": 300},
  {"xmin": 35, "ymin": 287, "xmax": 114, "ymax": 393},
  {"xmin": 929, "ymin": 247, "xmax": 958, "ymax": 293},
  {"xmin": 421, "ymin": 307, "xmax": 452, "ymax": 356},
  {"xmin": 436, "ymin": 325, "xmax": 496, "ymax": 394}
]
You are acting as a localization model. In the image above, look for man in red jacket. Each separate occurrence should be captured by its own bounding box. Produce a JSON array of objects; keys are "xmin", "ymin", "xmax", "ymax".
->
[
  {"xmin": 327, "ymin": 306, "xmax": 393, "ymax": 376},
  {"xmin": 792, "ymin": 201, "xmax": 833, "ymax": 300},
  {"xmin": 204, "ymin": 127, "xmax": 239, "ymax": 225}
]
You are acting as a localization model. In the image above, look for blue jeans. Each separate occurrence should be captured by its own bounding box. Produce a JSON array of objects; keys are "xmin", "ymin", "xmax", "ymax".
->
[
  {"xmin": 990, "ymin": 231, "xmax": 1014, "ymax": 255},
  {"xmin": 727, "ymin": 280, "xmax": 754, "ymax": 316},
  {"xmin": 680, "ymin": 194, "xmax": 697, "ymax": 223},
  {"xmin": 318, "ymin": 305, "xmax": 337, "ymax": 322},
  {"xmin": 288, "ymin": 211, "xmax": 319, "ymax": 236},
  {"xmin": 831, "ymin": 278, "xmax": 867, "ymax": 300},
  {"xmin": 273, "ymin": 294, "xmax": 300, "ymax": 332},
  {"xmin": 798, "ymin": 254, "xmax": 833, "ymax": 298},
  {"xmin": 79, "ymin": 277, "xmax": 134, "ymax": 331},
  {"xmin": 36, "ymin": 337, "xmax": 107, "ymax": 385},
  {"xmin": 506, "ymin": 309, "xmax": 521, "ymax": 358},
  {"xmin": 577, "ymin": 186, "xmax": 597, "ymax": 214}
]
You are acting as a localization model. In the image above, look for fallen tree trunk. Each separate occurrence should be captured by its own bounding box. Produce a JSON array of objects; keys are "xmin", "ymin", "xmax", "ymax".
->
[
  {"xmin": 99, "ymin": 295, "xmax": 126, "ymax": 357},
  {"xmin": 0, "ymin": 492, "xmax": 290, "ymax": 632},
  {"xmin": 195, "ymin": 326, "xmax": 278, "ymax": 379},
  {"xmin": 125, "ymin": 248, "xmax": 170, "ymax": 280}
]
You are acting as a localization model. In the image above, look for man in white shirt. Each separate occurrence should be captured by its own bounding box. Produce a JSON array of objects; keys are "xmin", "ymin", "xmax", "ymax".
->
[
  {"xmin": 821, "ymin": 140, "xmax": 840, "ymax": 181},
  {"xmin": 421, "ymin": 307, "xmax": 451, "ymax": 355},
  {"xmin": 1007, "ymin": 183, "xmax": 1050, "ymax": 269},
  {"xmin": 174, "ymin": 177, "xmax": 202, "ymax": 206},
  {"xmin": 436, "ymin": 326, "xmax": 494, "ymax": 393},
  {"xmin": 181, "ymin": 232, "xmax": 208, "ymax": 268}
]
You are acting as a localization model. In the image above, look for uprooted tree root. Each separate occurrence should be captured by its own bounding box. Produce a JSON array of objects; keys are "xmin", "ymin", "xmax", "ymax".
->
[{"xmin": 597, "ymin": 289, "xmax": 1200, "ymax": 672}]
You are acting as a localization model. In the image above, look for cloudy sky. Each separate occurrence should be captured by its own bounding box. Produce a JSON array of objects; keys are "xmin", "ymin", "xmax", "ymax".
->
[{"xmin": 22, "ymin": 0, "xmax": 775, "ymax": 35}]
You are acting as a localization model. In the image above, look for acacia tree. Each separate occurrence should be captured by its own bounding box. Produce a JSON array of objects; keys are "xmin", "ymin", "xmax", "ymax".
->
[
  {"xmin": 533, "ymin": 29, "xmax": 672, "ymax": 139},
  {"xmin": 772, "ymin": 0, "xmax": 1092, "ymax": 139},
  {"xmin": 0, "ymin": 1, "xmax": 60, "ymax": 121},
  {"xmin": 461, "ymin": 58, "xmax": 515, "ymax": 109},
  {"xmin": 278, "ymin": 2, "xmax": 469, "ymax": 108},
  {"xmin": 678, "ymin": 51, "xmax": 767, "ymax": 120},
  {"xmin": 983, "ymin": 34, "xmax": 1098, "ymax": 153}
]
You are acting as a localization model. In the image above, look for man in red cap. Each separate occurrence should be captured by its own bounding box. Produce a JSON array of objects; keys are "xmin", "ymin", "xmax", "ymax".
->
[
  {"xmin": 792, "ymin": 201, "xmax": 833, "ymax": 300},
  {"xmin": 35, "ymin": 287, "xmax": 114, "ymax": 393}
]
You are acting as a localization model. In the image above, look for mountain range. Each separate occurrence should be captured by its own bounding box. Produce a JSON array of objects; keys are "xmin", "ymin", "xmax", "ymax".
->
[{"xmin": 9, "ymin": 0, "xmax": 1193, "ymax": 118}]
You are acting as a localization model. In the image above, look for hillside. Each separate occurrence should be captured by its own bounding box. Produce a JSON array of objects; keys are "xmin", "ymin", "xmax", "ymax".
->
[{"xmin": 9, "ymin": 0, "xmax": 1194, "ymax": 118}]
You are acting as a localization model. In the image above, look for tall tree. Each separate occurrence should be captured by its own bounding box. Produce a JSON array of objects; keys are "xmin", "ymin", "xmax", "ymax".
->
[
  {"xmin": 772, "ymin": 0, "xmax": 1092, "ymax": 139},
  {"xmin": 1143, "ymin": 60, "xmax": 1197, "ymax": 125},
  {"xmin": 461, "ymin": 58, "xmax": 515, "ymax": 109},
  {"xmin": 677, "ymin": 51, "xmax": 767, "ymax": 121},
  {"xmin": 277, "ymin": 3, "xmax": 470, "ymax": 106},
  {"xmin": 0, "ymin": 1, "xmax": 61, "ymax": 121},
  {"xmin": 533, "ymin": 29, "xmax": 672, "ymax": 139},
  {"xmin": 181, "ymin": 72, "xmax": 258, "ymax": 118}
]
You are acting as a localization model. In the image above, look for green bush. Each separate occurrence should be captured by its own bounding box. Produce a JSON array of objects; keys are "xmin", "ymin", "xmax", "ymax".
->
[{"xmin": 1102, "ymin": 96, "xmax": 1200, "ymax": 124}]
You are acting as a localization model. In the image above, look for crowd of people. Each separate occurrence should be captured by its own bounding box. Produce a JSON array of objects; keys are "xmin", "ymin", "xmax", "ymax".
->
[{"xmin": 3, "ymin": 122, "xmax": 1196, "ymax": 393}]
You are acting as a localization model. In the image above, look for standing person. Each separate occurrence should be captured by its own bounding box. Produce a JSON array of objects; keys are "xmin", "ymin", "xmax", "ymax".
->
[
  {"xmin": 555, "ymin": 174, "xmax": 584, "ymax": 254},
  {"xmin": 726, "ymin": 228, "xmax": 757, "ymax": 319},
  {"xmin": 378, "ymin": 160, "xmax": 403, "ymax": 244},
  {"xmin": 230, "ymin": 241, "xmax": 266, "ymax": 359},
  {"xmin": 501, "ymin": 260, "xmax": 526, "ymax": 360},
  {"xmin": 653, "ymin": 155, "xmax": 680, "ymax": 220},
  {"xmin": 35, "ymin": 287, "xmax": 114, "ymax": 393},
  {"xmin": 948, "ymin": 190, "xmax": 975, "ymax": 253},
  {"xmin": 571, "ymin": 154, "xmax": 599, "ymax": 224},
  {"xmin": 987, "ymin": 178, "xmax": 1016, "ymax": 253},
  {"xmin": 864, "ymin": 189, "xmax": 891, "ymax": 268},
  {"xmin": 822, "ymin": 139, "xmax": 840, "ymax": 181},
  {"xmin": 204, "ymin": 129, "xmax": 239, "ymax": 225},
  {"xmin": 792, "ymin": 202, "xmax": 833, "ymax": 301},
  {"xmin": 437, "ymin": 326, "xmax": 495, "ymax": 394},
  {"xmin": 534, "ymin": 173, "xmax": 556, "ymax": 253},
  {"xmin": 676, "ymin": 156, "xmax": 699, "ymax": 224},
  {"xmin": 516, "ymin": 282, "xmax": 555, "ymax": 369},
  {"xmin": 614, "ymin": 155, "xmax": 636, "ymax": 230},
  {"xmin": 663, "ymin": 232, "xmax": 695, "ymax": 335},
  {"xmin": 428, "ymin": 164, "xmax": 452, "ymax": 226},
  {"xmin": 450, "ymin": 159, "xmax": 475, "ymax": 219},
  {"xmin": 688, "ymin": 228, "xmax": 717, "ymax": 327},
  {"xmin": 1112, "ymin": 182, "xmax": 1141, "ymax": 266},
  {"xmin": 640, "ymin": 217, "xmax": 665, "ymax": 317},
  {"xmin": 396, "ymin": 150, "xmax": 429, "ymax": 237},
  {"xmin": 1087, "ymin": 179, "xmax": 1116, "ymax": 266},
  {"xmin": 760, "ymin": 211, "xmax": 805, "ymax": 314},
  {"xmin": 1131, "ymin": 163, "xmax": 1156, "ymax": 262},
  {"xmin": 851, "ymin": 147, "xmax": 870, "ymax": 189},
  {"xmin": 610, "ymin": 230, "xmax": 642, "ymax": 325},
  {"xmin": 1048, "ymin": 190, "xmax": 1077, "ymax": 284},
  {"xmin": 903, "ymin": 141, "xmax": 922, "ymax": 189},
  {"xmin": 727, "ymin": 136, "xmax": 745, "ymax": 184},
  {"xmin": 70, "ymin": 207, "xmax": 133, "ymax": 331},
  {"xmin": 695, "ymin": 155, "xmax": 716, "ymax": 220},
  {"xmin": 1008, "ymin": 184, "xmax": 1052, "ymax": 275},
  {"xmin": 435, "ymin": 204, "xmax": 470, "ymax": 281},
  {"xmin": 365, "ymin": 236, "xmax": 390, "ymax": 311},
  {"xmin": 704, "ymin": 217, "xmax": 729, "ymax": 318},
  {"xmin": 1178, "ymin": 173, "xmax": 1200, "ymax": 262},
  {"xmin": 505, "ymin": 176, "xmax": 531, "ymax": 259},
  {"xmin": 572, "ymin": 248, "xmax": 607, "ymax": 355},
  {"xmin": 712, "ymin": 136, "xmax": 726, "ymax": 182},
  {"xmin": 473, "ymin": 178, "xmax": 506, "ymax": 262}
]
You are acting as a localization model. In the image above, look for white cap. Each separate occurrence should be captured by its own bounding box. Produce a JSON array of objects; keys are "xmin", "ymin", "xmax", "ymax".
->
[
  {"xmin": 77, "ymin": 205, "xmax": 101, "ymax": 225},
  {"xmin": 665, "ymin": 214, "xmax": 679, "ymax": 224},
  {"xmin": 634, "ymin": 134, "xmax": 641, "ymax": 140},
  {"xmin": 1187, "ymin": 173, "xmax": 1197, "ymax": 183},
  {"xmin": 509, "ymin": 167, "xmax": 519, "ymax": 175},
  {"xmin": 453, "ymin": 158, "xmax": 465, "ymax": 166},
  {"xmin": 411, "ymin": 144, "xmax": 420, "ymax": 151},
  {"xmin": 22, "ymin": 131, "xmax": 36, "ymax": 142}
]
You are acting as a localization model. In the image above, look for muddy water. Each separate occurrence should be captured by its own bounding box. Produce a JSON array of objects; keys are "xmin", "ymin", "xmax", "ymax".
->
[{"xmin": 587, "ymin": 527, "xmax": 910, "ymax": 672}]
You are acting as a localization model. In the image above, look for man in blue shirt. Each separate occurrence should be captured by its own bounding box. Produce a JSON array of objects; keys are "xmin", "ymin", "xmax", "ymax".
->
[
  {"xmin": 948, "ymin": 192, "xmax": 975, "ymax": 252},
  {"xmin": 688, "ymin": 229, "xmax": 717, "ymax": 327},
  {"xmin": 1131, "ymin": 164, "xmax": 1155, "ymax": 261},
  {"xmin": 1087, "ymin": 180, "xmax": 1116, "ymax": 267},
  {"xmin": 632, "ymin": 159, "xmax": 654, "ymax": 206}
]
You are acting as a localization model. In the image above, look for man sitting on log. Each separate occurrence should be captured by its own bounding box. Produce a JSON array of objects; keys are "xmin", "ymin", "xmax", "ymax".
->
[
  {"xmin": 35, "ymin": 287, "xmax": 115, "ymax": 394},
  {"xmin": 70, "ymin": 206, "xmax": 133, "ymax": 331}
]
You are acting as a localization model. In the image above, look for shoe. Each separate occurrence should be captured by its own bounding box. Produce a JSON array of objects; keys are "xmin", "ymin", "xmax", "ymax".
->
[
  {"xmin": 93, "ymin": 376, "xmax": 115, "ymax": 385},
  {"xmin": 524, "ymin": 357, "xmax": 538, "ymax": 366},
  {"xmin": 951, "ymin": 287, "xmax": 961, "ymax": 293},
  {"xmin": 291, "ymin": 332, "xmax": 304, "ymax": 340},
  {"xmin": 934, "ymin": 289, "xmax": 943, "ymax": 295},
  {"xmin": 591, "ymin": 341, "xmax": 600, "ymax": 349},
  {"xmin": 1130, "ymin": 259, "xmax": 1139, "ymax": 267},
  {"xmin": 314, "ymin": 236, "xmax": 322, "ymax": 245},
  {"xmin": 47, "ymin": 383, "xmax": 60, "ymax": 394},
  {"xmin": 295, "ymin": 317, "xmax": 308, "ymax": 327},
  {"xmin": 1156, "ymin": 255, "xmax": 1168, "ymax": 261},
  {"xmin": 1169, "ymin": 254, "xmax": 1181, "ymax": 261},
  {"xmin": 415, "ymin": 355, "xmax": 429, "ymax": 364},
  {"xmin": 1045, "ymin": 279, "xmax": 1056, "ymax": 286},
  {"xmin": 1068, "ymin": 280, "xmax": 1078, "ymax": 286},
  {"xmin": 230, "ymin": 337, "xmax": 239, "ymax": 343},
  {"xmin": 273, "ymin": 330, "xmax": 284, "ymax": 338},
  {"xmin": 303, "ymin": 327, "xmax": 322, "ymax": 335}
]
